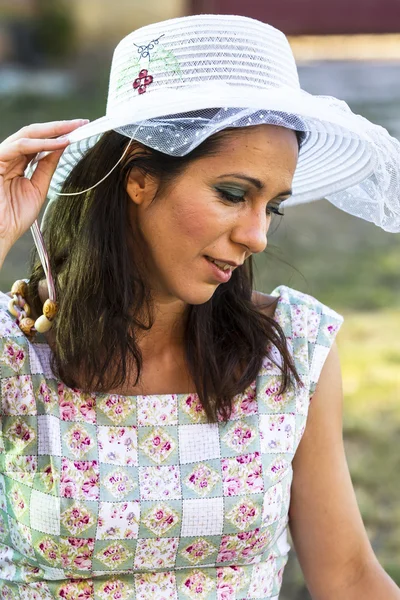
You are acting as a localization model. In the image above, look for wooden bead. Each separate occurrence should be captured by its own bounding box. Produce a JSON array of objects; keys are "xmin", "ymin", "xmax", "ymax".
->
[
  {"xmin": 11, "ymin": 280, "xmax": 28, "ymax": 297},
  {"xmin": 34, "ymin": 314, "xmax": 53, "ymax": 333},
  {"xmin": 8, "ymin": 298, "xmax": 19, "ymax": 317},
  {"xmin": 43, "ymin": 299, "xmax": 58, "ymax": 321},
  {"xmin": 19, "ymin": 317, "xmax": 35, "ymax": 337}
]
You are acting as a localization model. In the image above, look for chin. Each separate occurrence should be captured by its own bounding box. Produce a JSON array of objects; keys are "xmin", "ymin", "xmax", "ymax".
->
[{"xmin": 175, "ymin": 283, "xmax": 220, "ymax": 306}]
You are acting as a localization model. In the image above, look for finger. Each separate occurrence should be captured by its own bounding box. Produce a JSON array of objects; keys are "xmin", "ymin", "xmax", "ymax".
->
[
  {"xmin": 29, "ymin": 147, "xmax": 66, "ymax": 198},
  {"xmin": 3, "ymin": 119, "xmax": 89, "ymax": 145},
  {"xmin": 0, "ymin": 136, "xmax": 70, "ymax": 164}
]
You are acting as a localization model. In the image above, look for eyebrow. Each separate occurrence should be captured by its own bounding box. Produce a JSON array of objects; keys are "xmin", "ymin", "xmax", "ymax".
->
[{"xmin": 216, "ymin": 173, "xmax": 292, "ymax": 198}]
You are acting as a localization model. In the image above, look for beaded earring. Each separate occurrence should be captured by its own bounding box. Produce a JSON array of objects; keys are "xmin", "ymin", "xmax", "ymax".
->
[{"xmin": 8, "ymin": 280, "xmax": 58, "ymax": 339}]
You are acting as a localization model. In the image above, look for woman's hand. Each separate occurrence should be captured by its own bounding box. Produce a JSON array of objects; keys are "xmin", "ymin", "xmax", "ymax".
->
[{"xmin": 0, "ymin": 119, "xmax": 88, "ymax": 264}]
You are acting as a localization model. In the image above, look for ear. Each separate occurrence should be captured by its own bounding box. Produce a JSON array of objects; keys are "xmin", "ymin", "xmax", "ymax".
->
[{"xmin": 125, "ymin": 166, "xmax": 148, "ymax": 206}]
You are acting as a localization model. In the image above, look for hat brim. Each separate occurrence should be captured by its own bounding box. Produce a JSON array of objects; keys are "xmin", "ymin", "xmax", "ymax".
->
[{"xmin": 44, "ymin": 82, "xmax": 399, "ymax": 232}]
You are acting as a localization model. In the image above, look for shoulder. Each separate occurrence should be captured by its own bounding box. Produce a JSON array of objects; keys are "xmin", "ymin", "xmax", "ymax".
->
[
  {"xmin": 253, "ymin": 286, "xmax": 344, "ymax": 393},
  {"xmin": 251, "ymin": 290, "xmax": 279, "ymax": 318},
  {"xmin": 252, "ymin": 286, "xmax": 343, "ymax": 326}
]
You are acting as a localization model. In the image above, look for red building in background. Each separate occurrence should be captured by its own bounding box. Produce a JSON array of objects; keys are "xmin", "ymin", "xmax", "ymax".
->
[{"xmin": 190, "ymin": 0, "xmax": 400, "ymax": 35}]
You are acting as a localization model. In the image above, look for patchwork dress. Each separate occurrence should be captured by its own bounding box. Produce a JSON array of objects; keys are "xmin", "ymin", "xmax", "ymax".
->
[{"xmin": 0, "ymin": 286, "xmax": 343, "ymax": 600}]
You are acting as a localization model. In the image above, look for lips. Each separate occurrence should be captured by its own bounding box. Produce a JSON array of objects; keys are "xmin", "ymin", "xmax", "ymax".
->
[
  {"xmin": 204, "ymin": 256, "xmax": 233, "ymax": 283},
  {"xmin": 205, "ymin": 256, "xmax": 241, "ymax": 269},
  {"xmin": 206, "ymin": 257, "xmax": 233, "ymax": 271}
]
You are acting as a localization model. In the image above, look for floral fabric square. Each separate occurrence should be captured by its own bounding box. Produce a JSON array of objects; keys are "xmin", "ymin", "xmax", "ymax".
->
[
  {"xmin": 223, "ymin": 495, "xmax": 262, "ymax": 533},
  {"xmin": 0, "ymin": 338, "xmax": 29, "ymax": 377},
  {"xmin": 1, "ymin": 375, "xmax": 36, "ymax": 416},
  {"xmin": 258, "ymin": 375, "xmax": 295, "ymax": 413},
  {"xmin": 3, "ymin": 416, "xmax": 37, "ymax": 454},
  {"xmin": 134, "ymin": 571, "xmax": 178, "ymax": 600},
  {"xmin": 217, "ymin": 528, "xmax": 272, "ymax": 564},
  {"xmin": 181, "ymin": 461, "xmax": 222, "ymax": 499},
  {"xmin": 216, "ymin": 565, "xmax": 250, "ymax": 599},
  {"xmin": 177, "ymin": 536, "xmax": 219, "ymax": 566},
  {"xmin": 139, "ymin": 465, "xmax": 181, "ymax": 500},
  {"xmin": 98, "ymin": 425, "xmax": 138, "ymax": 466},
  {"xmin": 60, "ymin": 501, "xmax": 96, "ymax": 537},
  {"xmin": 8, "ymin": 515, "xmax": 35, "ymax": 559},
  {"xmin": 261, "ymin": 454, "xmax": 291, "ymax": 487},
  {"xmin": 58, "ymin": 386, "xmax": 96, "ymax": 424},
  {"xmin": 3, "ymin": 454, "xmax": 37, "ymax": 487},
  {"xmin": 140, "ymin": 501, "xmax": 181, "ymax": 538},
  {"xmin": 0, "ymin": 302, "xmax": 23, "ymax": 336},
  {"xmin": 59, "ymin": 536, "xmax": 95, "ymax": 571},
  {"xmin": 221, "ymin": 452, "xmax": 263, "ymax": 497},
  {"xmin": 248, "ymin": 557, "xmax": 276, "ymax": 598},
  {"xmin": 60, "ymin": 458, "xmax": 99, "ymax": 501},
  {"xmin": 137, "ymin": 393, "xmax": 178, "ymax": 426},
  {"xmin": 259, "ymin": 414, "xmax": 295, "ymax": 454},
  {"xmin": 61, "ymin": 422, "xmax": 97, "ymax": 460},
  {"xmin": 220, "ymin": 418, "xmax": 259, "ymax": 457},
  {"xmin": 138, "ymin": 426, "xmax": 178, "ymax": 466},
  {"xmin": 95, "ymin": 578, "xmax": 134, "ymax": 600},
  {"xmin": 33, "ymin": 377, "xmax": 59, "ymax": 414},
  {"xmin": 179, "ymin": 394, "xmax": 208, "ymax": 424},
  {"xmin": 134, "ymin": 537, "xmax": 179, "ymax": 569},
  {"xmin": 177, "ymin": 569, "xmax": 215, "ymax": 600},
  {"xmin": 97, "ymin": 394, "xmax": 136, "ymax": 425},
  {"xmin": 261, "ymin": 483, "xmax": 283, "ymax": 527},
  {"xmin": 8, "ymin": 483, "xmax": 30, "ymax": 522},
  {"xmin": 93, "ymin": 539, "xmax": 135, "ymax": 570},
  {"xmin": 97, "ymin": 501, "xmax": 140, "ymax": 540},
  {"xmin": 228, "ymin": 382, "xmax": 258, "ymax": 420},
  {"xmin": 56, "ymin": 579, "xmax": 94, "ymax": 599},
  {"xmin": 100, "ymin": 465, "xmax": 138, "ymax": 501}
]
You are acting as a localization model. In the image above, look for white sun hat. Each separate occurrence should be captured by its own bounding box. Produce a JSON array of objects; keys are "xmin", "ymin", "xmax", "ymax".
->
[{"xmin": 40, "ymin": 13, "xmax": 400, "ymax": 234}]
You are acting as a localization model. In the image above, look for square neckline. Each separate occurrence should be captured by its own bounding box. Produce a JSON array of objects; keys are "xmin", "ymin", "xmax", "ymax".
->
[{"xmin": 1, "ymin": 287, "xmax": 284, "ymax": 401}]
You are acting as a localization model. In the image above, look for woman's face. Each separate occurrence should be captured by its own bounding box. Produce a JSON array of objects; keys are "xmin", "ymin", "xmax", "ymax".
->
[{"xmin": 127, "ymin": 124, "xmax": 299, "ymax": 305}]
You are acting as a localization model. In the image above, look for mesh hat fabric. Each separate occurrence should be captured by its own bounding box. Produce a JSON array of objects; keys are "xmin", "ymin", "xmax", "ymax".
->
[{"xmin": 45, "ymin": 13, "xmax": 400, "ymax": 232}]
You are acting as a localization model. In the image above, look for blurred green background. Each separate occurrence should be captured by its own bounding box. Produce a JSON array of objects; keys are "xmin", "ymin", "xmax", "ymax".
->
[{"xmin": 0, "ymin": 1, "xmax": 399, "ymax": 597}]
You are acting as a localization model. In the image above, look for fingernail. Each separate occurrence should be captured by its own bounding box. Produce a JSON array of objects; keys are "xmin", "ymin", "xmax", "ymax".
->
[{"xmin": 68, "ymin": 118, "xmax": 89, "ymax": 124}]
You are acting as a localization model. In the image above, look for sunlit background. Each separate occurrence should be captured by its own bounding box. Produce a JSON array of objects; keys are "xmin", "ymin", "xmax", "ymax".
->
[{"xmin": 1, "ymin": 1, "xmax": 399, "ymax": 596}]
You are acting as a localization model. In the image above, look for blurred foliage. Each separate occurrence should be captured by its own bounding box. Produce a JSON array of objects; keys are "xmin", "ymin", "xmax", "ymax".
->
[
  {"xmin": 255, "ymin": 200, "xmax": 400, "ymax": 311},
  {"xmin": 35, "ymin": 0, "xmax": 76, "ymax": 63}
]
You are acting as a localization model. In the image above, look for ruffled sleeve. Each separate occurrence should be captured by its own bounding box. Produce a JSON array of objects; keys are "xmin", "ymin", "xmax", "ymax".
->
[{"xmin": 271, "ymin": 285, "xmax": 344, "ymax": 398}]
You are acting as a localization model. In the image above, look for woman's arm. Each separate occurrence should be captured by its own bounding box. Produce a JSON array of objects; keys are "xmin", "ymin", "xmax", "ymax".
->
[{"xmin": 289, "ymin": 342, "xmax": 400, "ymax": 600}]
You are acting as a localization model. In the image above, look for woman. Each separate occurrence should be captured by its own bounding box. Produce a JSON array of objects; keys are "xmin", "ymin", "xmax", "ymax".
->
[{"xmin": 0, "ymin": 13, "xmax": 399, "ymax": 600}]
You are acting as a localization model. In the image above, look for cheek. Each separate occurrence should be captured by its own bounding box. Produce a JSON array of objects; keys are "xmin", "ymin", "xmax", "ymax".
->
[{"xmin": 169, "ymin": 199, "xmax": 215, "ymax": 244}]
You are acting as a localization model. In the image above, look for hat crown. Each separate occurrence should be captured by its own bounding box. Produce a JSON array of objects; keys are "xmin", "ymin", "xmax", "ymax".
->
[{"xmin": 106, "ymin": 14, "xmax": 300, "ymax": 114}]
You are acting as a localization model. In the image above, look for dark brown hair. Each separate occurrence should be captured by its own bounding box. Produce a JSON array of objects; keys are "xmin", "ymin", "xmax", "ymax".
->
[{"xmin": 28, "ymin": 128, "xmax": 301, "ymax": 422}]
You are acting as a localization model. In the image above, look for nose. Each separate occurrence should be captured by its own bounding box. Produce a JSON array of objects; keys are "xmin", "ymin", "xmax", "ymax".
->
[{"xmin": 230, "ymin": 207, "xmax": 269, "ymax": 255}]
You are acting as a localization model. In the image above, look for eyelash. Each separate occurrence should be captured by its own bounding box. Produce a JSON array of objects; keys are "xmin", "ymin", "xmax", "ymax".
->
[{"xmin": 217, "ymin": 189, "xmax": 285, "ymax": 216}]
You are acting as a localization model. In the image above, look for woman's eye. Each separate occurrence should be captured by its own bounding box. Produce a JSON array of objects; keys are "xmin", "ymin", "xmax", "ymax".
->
[
  {"xmin": 216, "ymin": 188, "xmax": 246, "ymax": 203},
  {"xmin": 266, "ymin": 204, "xmax": 285, "ymax": 216}
]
